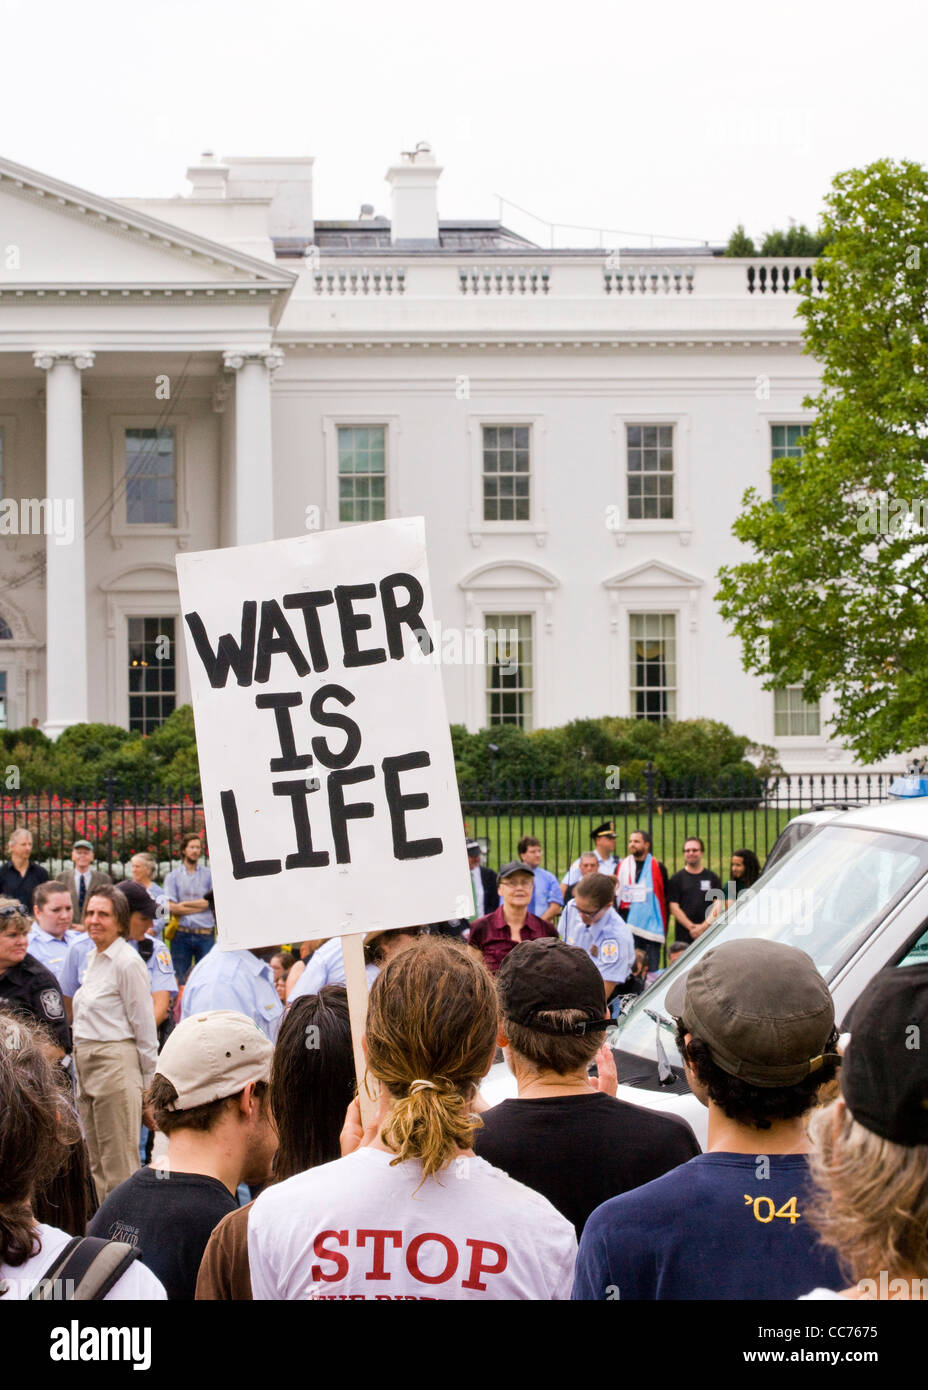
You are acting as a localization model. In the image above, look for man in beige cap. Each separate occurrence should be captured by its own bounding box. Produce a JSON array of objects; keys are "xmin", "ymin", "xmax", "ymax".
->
[{"xmin": 87, "ymin": 1010, "xmax": 277, "ymax": 1300}]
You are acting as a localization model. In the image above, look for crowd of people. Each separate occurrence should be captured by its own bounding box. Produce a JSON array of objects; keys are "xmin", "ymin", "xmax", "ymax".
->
[{"xmin": 0, "ymin": 821, "xmax": 925, "ymax": 1303}]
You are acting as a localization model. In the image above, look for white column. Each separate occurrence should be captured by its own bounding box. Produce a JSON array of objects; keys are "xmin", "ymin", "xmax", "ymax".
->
[
  {"xmin": 34, "ymin": 349, "xmax": 94, "ymax": 739},
  {"xmin": 223, "ymin": 349, "xmax": 283, "ymax": 545}
]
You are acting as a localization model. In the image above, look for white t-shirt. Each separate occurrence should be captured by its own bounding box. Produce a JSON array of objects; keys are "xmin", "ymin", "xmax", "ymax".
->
[
  {"xmin": 248, "ymin": 1146, "xmax": 577, "ymax": 1301},
  {"xmin": 798, "ymin": 1288, "xmax": 849, "ymax": 1300},
  {"xmin": 0, "ymin": 1222, "xmax": 167, "ymax": 1300}
]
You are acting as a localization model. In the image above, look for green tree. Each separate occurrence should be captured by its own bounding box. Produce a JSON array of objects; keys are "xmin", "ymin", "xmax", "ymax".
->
[
  {"xmin": 725, "ymin": 224, "xmax": 756, "ymax": 257},
  {"xmin": 759, "ymin": 223, "xmax": 830, "ymax": 257},
  {"xmin": 716, "ymin": 158, "xmax": 928, "ymax": 761}
]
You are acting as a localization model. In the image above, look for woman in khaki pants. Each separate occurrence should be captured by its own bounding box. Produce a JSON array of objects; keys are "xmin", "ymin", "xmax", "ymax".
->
[{"xmin": 73, "ymin": 885, "xmax": 158, "ymax": 1202}]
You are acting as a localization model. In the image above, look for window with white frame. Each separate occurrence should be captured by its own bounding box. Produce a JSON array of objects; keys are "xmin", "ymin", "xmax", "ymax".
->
[
  {"xmin": 482, "ymin": 425, "xmax": 531, "ymax": 522},
  {"xmin": 0, "ymin": 427, "xmax": 4, "ymax": 497},
  {"xmin": 125, "ymin": 428, "xmax": 176, "ymax": 525},
  {"xmin": 630, "ymin": 613, "xmax": 677, "ymax": 721},
  {"xmin": 626, "ymin": 424, "xmax": 674, "ymax": 520},
  {"xmin": 484, "ymin": 613, "xmax": 533, "ymax": 728},
  {"xmin": 774, "ymin": 686, "xmax": 820, "ymax": 736},
  {"xmin": 0, "ymin": 672, "xmax": 6, "ymax": 730},
  {"xmin": 337, "ymin": 426, "xmax": 386, "ymax": 522},
  {"xmin": 128, "ymin": 616, "xmax": 176, "ymax": 733},
  {"xmin": 770, "ymin": 424, "xmax": 810, "ymax": 510}
]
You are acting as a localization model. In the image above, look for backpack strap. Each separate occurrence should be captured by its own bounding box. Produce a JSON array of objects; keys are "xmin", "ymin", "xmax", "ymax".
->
[{"xmin": 31, "ymin": 1235, "xmax": 140, "ymax": 1301}]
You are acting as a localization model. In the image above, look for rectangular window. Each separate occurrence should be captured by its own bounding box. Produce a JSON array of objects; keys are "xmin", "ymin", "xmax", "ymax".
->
[
  {"xmin": 0, "ymin": 672, "xmax": 6, "ymax": 730},
  {"xmin": 770, "ymin": 424, "xmax": 810, "ymax": 510},
  {"xmin": 630, "ymin": 613, "xmax": 676, "ymax": 721},
  {"xmin": 126, "ymin": 428, "xmax": 176, "ymax": 524},
  {"xmin": 0, "ymin": 427, "xmax": 4, "ymax": 497},
  {"xmin": 338, "ymin": 426, "xmax": 386, "ymax": 522},
  {"xmin": 774, "ymin": 686, "xmax": 820, "ymax": 736},
  {"xmin": 128, "ymin": 617, "xmax": 176, "ymax": 733},
  {"xmin": 482, "ymin": 425, "xmax": 531, "ymax": 522},
  {"xmin": 484, "ymin": 613, "xmax": 533, "ymax": 729},
  {"xmin": 626, "ymin": 424, "xmax": 674, "ymax": 520}
]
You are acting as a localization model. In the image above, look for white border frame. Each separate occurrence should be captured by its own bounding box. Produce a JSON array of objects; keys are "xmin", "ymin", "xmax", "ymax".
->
[
  {"xmin": 466, "ymin": 413, "xmax": 549, "ymax": 548},
  {"xmin": 610, "ymin": 411, "xmax": 692, "ymax": 546},
  {"xmin": 100, "ymin": 565, "xmax": 189, "ymax": 729},
  {"xmin": 322, "ymin": 415, "xmax": 400, "ymax": 529},
  {"xmin": 108, "ymin": 414, "xmax": 191, "ymax": 545}
]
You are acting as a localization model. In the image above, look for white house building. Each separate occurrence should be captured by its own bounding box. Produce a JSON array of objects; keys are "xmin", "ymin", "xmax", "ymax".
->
[{"xmin": 0, "ymin": 143, "xmax": 879, "ymax": 770}]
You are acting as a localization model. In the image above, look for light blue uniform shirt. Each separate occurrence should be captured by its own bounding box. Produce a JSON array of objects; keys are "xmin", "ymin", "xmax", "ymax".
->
[
  {"xmin": 560, "ymin": 901, "xmax": 635, "ymax": 987},
  {"xmin": 181, "ymin": 947, "xmax": 282, "ymax": 1041},
  {"xmin": 163, "ymin": 864, "xmax": 215, "ymax": 932},
  {"xmin": 27, "ymin": 925, "xmax": 82, "ymax": 983},
  {"xmin": 60, "ymin": 933, "xmax": 95, "ymax": 997},
  {"xmin": 526, "ymin": 865, "xmax": 563, "ymax": 919},
  {"xmin": 61, "ymin": 931, "xmax": 177, "ymax": 998},
  {"xmin": 562, "ymin": 853, "xmax": 618, "ymax": 889},
  {"xmin": 287, "ymin": 937, "xmax": 346, "ymax": 1003},
  {"xmin": 129, "ymin": 935, "xmax": 179, "ymax": 995}
]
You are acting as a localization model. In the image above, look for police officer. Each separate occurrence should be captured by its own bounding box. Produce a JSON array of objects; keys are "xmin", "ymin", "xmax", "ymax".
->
[
  {"xmin": 181, "ymin": 942, "xmax": 283, "ymax": 1042},
  {"xmin": 0, "ymin": 897, "xmax": 70, "ymax": 1056},
  {"xmin": 27, "ymin": 880, "xmax": 81, "ymax": 984},
  {"xmin": 561, "ymin": 822, "xmax": 619, "ymax": 895},
  {"xmin": 119, "ymin": 880, "xmax": 178, "ymax": 1038},
  {"xmin": 560, "ymin": 872, "xmax": 636, "ymax": 1014}
]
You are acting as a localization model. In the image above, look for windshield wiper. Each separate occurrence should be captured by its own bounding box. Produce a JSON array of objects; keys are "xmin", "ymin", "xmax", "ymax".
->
[{"xmin": 644, "ymin": 1008, "xmax": 679, "ymax": 1086}]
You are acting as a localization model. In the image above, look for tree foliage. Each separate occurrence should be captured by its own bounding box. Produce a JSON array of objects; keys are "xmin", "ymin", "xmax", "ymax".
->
[{"xmin": 716, "ymin": 158, "xmax": 928, "ymax": 761}]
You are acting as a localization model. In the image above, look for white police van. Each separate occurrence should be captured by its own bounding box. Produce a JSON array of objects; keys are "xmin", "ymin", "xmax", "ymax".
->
[{"xmin": 480, "ymin": 794, "xmax": 928, "ymax": 1148}]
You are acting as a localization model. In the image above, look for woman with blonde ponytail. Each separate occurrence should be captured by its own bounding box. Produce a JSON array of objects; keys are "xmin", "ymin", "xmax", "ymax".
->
[{"xmin": 248, "ymin": 935, "xmax": 577, "ymax": 1300}]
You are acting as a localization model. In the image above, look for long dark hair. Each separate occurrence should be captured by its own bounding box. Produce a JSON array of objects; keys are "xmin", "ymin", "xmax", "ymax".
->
[
  {"xmin": 732, "ymin": 848, "xmax": 762, "ymax": 889},
  {"xmin": 0, "ymin": 1012, "xmax": 84, "ymax": 1274},
  {"xmin": 270, "ymin": 986, "xmax": 355, "ymax": 1180}
]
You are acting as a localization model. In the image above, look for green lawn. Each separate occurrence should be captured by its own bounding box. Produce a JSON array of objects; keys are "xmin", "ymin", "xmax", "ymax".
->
[{"xmin": 461, "ymin": 805, "xmax": 808, "ymax": 884}]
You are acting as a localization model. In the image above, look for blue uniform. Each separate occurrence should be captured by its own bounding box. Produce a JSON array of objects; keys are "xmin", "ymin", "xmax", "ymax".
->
[
  {"xmin": 60, "ymin": 933, "xmax": 95, "ymax": 998},
  {"xmin": 287, "ymin": 937, "xmax": 346, "ymax": 1002},
  {"xmin": 61, "ymin": 932, "xmax": 177, "ymax": 999},
  {"xmin": 129, "ymin": 935, "xmax": 178, "ymax": 996},
  {"xmin": 560, "ymin": 901, "xmax": 635, "ymax": 990},
  {"xmin": 526, "ymin": 865, "xmax": 563, "ymax": 919},
  {"xmin": 181, "ymin": 947, "xmax": 282, "ymax": 1042},
  {"xmin": 26, "ymin": 925, "xmax": 82, "ymax": 984}
]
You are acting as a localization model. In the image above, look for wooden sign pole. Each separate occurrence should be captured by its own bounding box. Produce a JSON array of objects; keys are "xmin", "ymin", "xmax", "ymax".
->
[{"xmin": 341, "ymin": 931, "xmax": 379, "ymax": 1129}]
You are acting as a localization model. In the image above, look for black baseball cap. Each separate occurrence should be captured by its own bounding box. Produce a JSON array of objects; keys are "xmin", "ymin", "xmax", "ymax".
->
[
  {"xmin": 116, "ymin": 880, "xmax": 157, "ymax": 920},
  {"xmin": 497, "ymin": 938, "xmax": 610, "ymax": 1035},
  {"xmin": 466, "ymin": 840, "xmax": 481, "ymax": 855},
  {"xmin": 665, "ymin": 939, "xmax": 838, "ymax": 1087},
  {"xmin": 497, "ymin": 861, "xmax": 535, "ymax": 882},
  {"xmin": 841, "ymin": 964, "xmax": 928, "ymax": 1147}
]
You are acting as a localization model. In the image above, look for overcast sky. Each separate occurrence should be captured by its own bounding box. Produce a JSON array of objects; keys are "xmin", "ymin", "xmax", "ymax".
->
[{"xmin": 3, "ymin": 0, "xmax": 926, "ymax": 249}]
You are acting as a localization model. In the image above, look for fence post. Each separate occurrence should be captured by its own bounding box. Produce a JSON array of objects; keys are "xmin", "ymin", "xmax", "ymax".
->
[
  {"xmin": 645, "ymin": 761, "xmax": 656, "ymax": 848},
  {"xmin": 105, "ymin": 773, "xmax": 115, "ymax": 875}
]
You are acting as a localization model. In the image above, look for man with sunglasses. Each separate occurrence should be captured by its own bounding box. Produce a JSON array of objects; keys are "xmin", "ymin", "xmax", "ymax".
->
[
  {"xmin": 560, "ymin": 873, "xmax": 636, "ymax": 1010},
  {"xmin": 0, "ymin": 897, "xmax": 70, "ymax": 1058}
]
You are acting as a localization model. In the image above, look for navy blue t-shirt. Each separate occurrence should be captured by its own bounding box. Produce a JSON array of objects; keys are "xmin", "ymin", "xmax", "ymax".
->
[{"xmin": 573, "ymin": 1152, "xmax": 843, "ymax": 1300}]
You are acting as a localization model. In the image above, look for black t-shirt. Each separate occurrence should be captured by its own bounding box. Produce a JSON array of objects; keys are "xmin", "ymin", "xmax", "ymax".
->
[
  {"xmin": 474, "ymin": 1091, "xmax": 700, "ymax": 1237},
  {"xmin": 0, "ymin": 954, "xmax": 70, "ymax": 1053},
  {"xmin": 667, "ymin": 867, "xmax": 723, "ymax": 941},
  {"xmin": 87, "ymin": 1167, "xmax": 238, "ymax": 1300},
  {"xmin": 0, "ymin": 860, "xmax": 49, "ymax": 912}
]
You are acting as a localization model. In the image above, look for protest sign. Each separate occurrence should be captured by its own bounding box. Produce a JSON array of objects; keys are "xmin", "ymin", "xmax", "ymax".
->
[{"xmin": 176, "ymin": 518, "xmax": 472, "ymax": 951}]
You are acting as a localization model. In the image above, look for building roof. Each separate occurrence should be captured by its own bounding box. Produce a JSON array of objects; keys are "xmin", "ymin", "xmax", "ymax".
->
[{"xmin": 274, "ymin": 221, "xmax": 724, "ymax": 259}]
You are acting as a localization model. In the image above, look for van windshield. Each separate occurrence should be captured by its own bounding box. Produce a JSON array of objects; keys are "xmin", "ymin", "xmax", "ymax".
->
[{"xmin": 612, "ymin": 824, "xmax": 928, "ymax": 1082}]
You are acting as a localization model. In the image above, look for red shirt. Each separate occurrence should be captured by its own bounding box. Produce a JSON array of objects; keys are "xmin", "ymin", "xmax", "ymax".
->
[{"xmin": 468, "ymin": 905, "xmax": 558, "ymax": 975}]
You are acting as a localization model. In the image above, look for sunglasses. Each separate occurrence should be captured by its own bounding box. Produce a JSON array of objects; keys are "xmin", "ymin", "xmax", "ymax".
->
[{"xmin": 0, "ymin": 905, "xmax": 24, "ymax": 919}]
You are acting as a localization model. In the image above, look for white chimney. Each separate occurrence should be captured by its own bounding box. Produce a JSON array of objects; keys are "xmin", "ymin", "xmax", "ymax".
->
[
  {"xmin": 185, "ymin": 151, "xmax": 229, "ymax": 199},
  {"xmin": 222, "ymin": 157, "xmax": 315, "ymax": 237},
  {"xmin": 385, "ymin": 142, "xmax": 442, "ymax": 246}
]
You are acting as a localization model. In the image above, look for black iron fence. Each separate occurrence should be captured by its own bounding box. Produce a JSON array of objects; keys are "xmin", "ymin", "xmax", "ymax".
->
[
  {"xmin": 0, "ymin": 767, "xmax": 905, "ymax": 882},
  {"xmin": 459, "ymin": 767, "xmax": 906, "ymax": 882}
]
